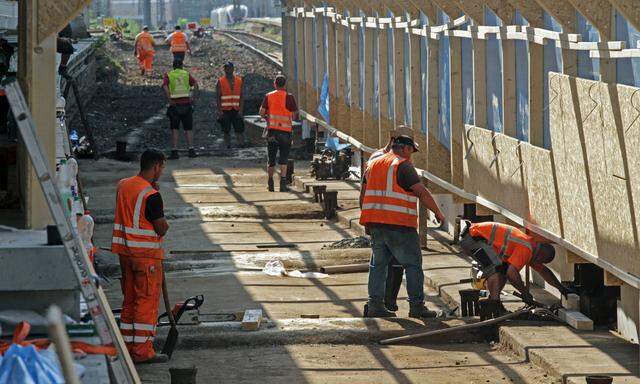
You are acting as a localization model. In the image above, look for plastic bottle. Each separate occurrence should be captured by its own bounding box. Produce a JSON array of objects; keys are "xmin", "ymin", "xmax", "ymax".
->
[
  {"xmin": 56, "ymin": 159, "xmax": 73, "ymax": 218},
  {"xmin": 77, "ymin": 211, "xmax": 95, "ymax": 263}
]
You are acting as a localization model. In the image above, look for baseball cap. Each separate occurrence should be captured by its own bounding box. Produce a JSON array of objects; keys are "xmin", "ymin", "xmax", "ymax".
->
[
  {"xmin": 224, "ymin": 61, "xmax": 234, "ymax": 68},
  {"xmin": 394, "ymin": 135, "xmax": 420, "ymax": 152}
]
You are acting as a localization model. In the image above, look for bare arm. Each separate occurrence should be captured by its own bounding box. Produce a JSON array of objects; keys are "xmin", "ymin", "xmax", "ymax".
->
[
  {"xmin": 163, "ymin": 84, "xmax": 171, "ymax": 100},
  {"xmin": 409, "ymin": 182, "xmax": 444, "ymax": 223},
  {"xmin": 359, "ymin": 181, "xmax": 367, "ymax": 209},
  {"xmin": 216, "ymin": 81, "xmax": 222, "ymax": 111},
  {"xmin": 537, "ymin": 266, "xmax": 569, "ymax": 295},
  {"xmin": 506, "ymin": 265, "xmax": 528, "ymax": 295},
  {"xmin": 151, "ymin": 217, "xmax": 169, "ymax": 237}
]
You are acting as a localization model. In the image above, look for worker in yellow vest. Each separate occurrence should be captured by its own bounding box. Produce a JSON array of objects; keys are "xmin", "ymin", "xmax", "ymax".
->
[
  {"xmin": 216, "ymin": 62, "xmax": 245, "ymax": 148},
  {"xmin": 360, "ymin": 134, "xmax": 445, "ymax": 318},
  {"xmin": 165, "ymin": 25, "xmax": 191, "ymax": 62},
  {"xmin": 134, "ymin": 26, "xmax": 155, "ymax": 75},
  {"xmin": 162, "ymin": 59, "xmax": 199, "ymax": 159}
]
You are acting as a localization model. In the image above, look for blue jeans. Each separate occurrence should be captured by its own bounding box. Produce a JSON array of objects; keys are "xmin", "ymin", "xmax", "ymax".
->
[{"xmin": 367, "ymin": 226, "xmax": 424, "ymax": 305}]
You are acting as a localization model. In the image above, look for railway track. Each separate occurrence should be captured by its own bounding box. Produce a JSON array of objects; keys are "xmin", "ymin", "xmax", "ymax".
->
[{"xmin": 216, "ymin": 30, "xmax": 283, "ymax": 70}]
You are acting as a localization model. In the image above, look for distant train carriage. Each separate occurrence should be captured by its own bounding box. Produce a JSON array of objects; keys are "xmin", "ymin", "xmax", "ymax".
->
[{"xmin": 210, "ymin": 4, "xmax": 249, "ymax": 29}]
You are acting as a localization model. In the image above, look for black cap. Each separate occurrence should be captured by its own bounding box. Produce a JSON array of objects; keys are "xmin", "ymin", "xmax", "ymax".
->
[
  {"xmin": 143, "ymin": 25, "xmax": 149, "ymax": 31},
  {"xmin": 224, "ymin": 61, "xmax": 234, "ymax": 68},
  {"xmin": 394, "ymin": 135, "xmax": 420, "ymax": 152}
]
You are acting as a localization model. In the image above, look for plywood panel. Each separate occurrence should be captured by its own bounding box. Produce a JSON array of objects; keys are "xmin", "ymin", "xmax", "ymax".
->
[
  {"xmin": 38, "ymin": 0, "xmax": 92, "ymax": 42},
  {"xmin": 525, "ymin": 144, "xmax": 562, "ymax": 236}
]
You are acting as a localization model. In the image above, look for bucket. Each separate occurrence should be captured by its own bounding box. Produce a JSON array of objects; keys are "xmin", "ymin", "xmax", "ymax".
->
[
  {"xmin": 585, "ymin": 376, "xmax": 613, "ymax": 384},
  {"xmin": 170, "ymin": 366, "xmax": 197, "ymax": 384}
]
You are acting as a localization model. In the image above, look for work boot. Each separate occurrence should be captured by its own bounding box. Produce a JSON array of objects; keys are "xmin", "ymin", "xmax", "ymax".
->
[
  {"xmin": 279, "ymin": 177, "xmax": 289, "ymax": 192},
  {"xmin": 409, "ymin": 303, "xmax": 443, "ymax": 319},
  {"xmin": 364, "ymin": 302, "xmax": 396, "ymax": 318},
  {"xmin": 384, "ymin": 265, "xmax": 404, "ymax": 312},
  {"xmin": 136, "ymin": 353, "xmax": 169, "ymax": 365},
  {"xmin": 168, "ymin": 150, "xmax": 179, "ymax": 160},
  {"xmin": 188, "ymin": 147, "xmax": 197, "ymax": 158},
  {"xmin": 267, "ymin": 177, "xmax": 274, "ymax": 192}
]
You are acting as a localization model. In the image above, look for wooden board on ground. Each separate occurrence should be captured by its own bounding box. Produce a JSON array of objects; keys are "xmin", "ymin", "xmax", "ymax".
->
[
  {"xmin": 242, "ymin": 309, "xmax": 263, "ymax": 331},
  {"xmin": 558, "ymin": 309, "xmax": 594, "ymax": 331}
]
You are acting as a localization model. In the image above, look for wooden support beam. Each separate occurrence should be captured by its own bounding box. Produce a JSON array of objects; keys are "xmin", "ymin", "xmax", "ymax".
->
[
  {"xmin": 608, "ymin": 0, "xmax": 640, "ymax": 34},
  {"xmin": 483, "ymin": 0, "xmax": 515, "ymax": 25},
  {"xmin": 505, "ymin": 0, "xmax": 545, "ymax": 28},
  {"xmin": 295, "ymin": 6, "xmax": 307, "ymax": 111},
  {"xmin": 605, "ymin": 270, "xmax": 625, "ymax": 287},
  {"xmin": 377, "ymin": 5, "xmax": 394, "ymax": 147},
  {"xmin": 410, "ymin": 22, "xmax": 427, "ymax": 169},
  {"xmin": 533, "ymin": 0, "xmax": 578, "ymax": 33},
  {"xmin": 327, "ymin": 5, "xmax": 339, "ymax": 126},
  {"xmin": 304, "ymin": 1, "xmax": 318, "ymax": 113},
  {"xmin": 38, "ymin": 0, "xmax": 93, "ymax": 43},
  {"xmin": 394, "ymin": 17, "xmax": 407, "ymax": 126},
  {"xmin": 335, "ymin": 1, "xmax": 351, "ymax": 135},
  {"xmin": 566, "ymin": 251, "xmax": 591, "ymax": 264},
  {"xmin": 363, "ymin": 14, "xmax": 379, "ymax": 148},
  {"xmin": 349, "ymin": 5, "xmax": 364, "ymax": 142},
  {"xmin": 529, "ymin": 42, "xmax": 545, "ymax": 146},
  {"xmin": 428, "ymin": 0, "xmax": 462, "ymax": 20},
  {"xmin": 449, "ymin": 0, "xmax": 485, "ymax": 24},
  {"xmin": 450, "ymin": 32, "xmax": 464, "ymax": 189},
  {"xmin": 282, "ymin": 1, "xmax": 295, "ymax": 94}
]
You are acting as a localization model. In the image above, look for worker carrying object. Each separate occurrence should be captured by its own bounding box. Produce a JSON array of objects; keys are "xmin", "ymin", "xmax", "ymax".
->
[
  {"xmin": 360, "ymin": 133, "xmax": 445, "ymax": 319},
  {"xmin": 259, "ymin": 74, "xmax": 299, "ymax": 192},
  {"xmin": 134, "ymin": 26, "xmax": 155, "ymax": 76},
  {"xmin": 459, "ymin": 221, "xmax": 576, "ymax": 312},
  {"xmin": 165, "ymin": 25, "xmax": 191, "ymax": 62},
  {"xmin": 216, "ymin": 62, "xmax": 245, "ymax": 148},
  {"xmin": 163, "ymin": 59, "xmax": 199, "ymax": 160},
  {"xmin": 111, "ymin": 150, "xmax": 169, "ymax": 364}
]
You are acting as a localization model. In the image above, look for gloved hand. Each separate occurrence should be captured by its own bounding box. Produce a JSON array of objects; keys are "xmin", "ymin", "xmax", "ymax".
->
[{"xmin": 521, "ymin": 292, "xmax": 535, "ymax": 306}]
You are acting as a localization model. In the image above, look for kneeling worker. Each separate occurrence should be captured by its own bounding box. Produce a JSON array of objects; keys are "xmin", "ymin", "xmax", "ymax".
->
[
  {"xmin": 259, "ymin": 74, "xmax": 299, "ymax": 192},
  {"xmin": 360, "ymin": 135, "xmax": 445, "ymax": 318},
  {"xmin": 459, "ymin": 221, "xmax": 576, "ymax": 308},
  {"xmin": 111, "ymin": 150, "xmax": 169, "ymax": 364}
]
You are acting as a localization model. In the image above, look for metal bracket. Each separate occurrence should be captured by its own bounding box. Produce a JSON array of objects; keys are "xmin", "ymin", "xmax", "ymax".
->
[
  {"xmin": 464, "ymin": 125, "xmax": 476, "ymax": 159},
  {"xmin": 581, "ymin": 82, "xmax": 600, "ymax": 123},
  {"xmin": 625, "ymin": 88, "xmax": 640, "ymax": 134},
  {"xmin": 508, "ymin": 142, "xmax": 525, "ymax": 179},
  {"xmin": 489, "ymin": 134, "xmax": 501, "ymax": 169}
]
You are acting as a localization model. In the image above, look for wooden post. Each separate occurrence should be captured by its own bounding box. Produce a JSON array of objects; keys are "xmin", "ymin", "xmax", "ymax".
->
[
  {"xmin": 304, "ymin": 2, "xmax": 317, "ymax": 112},
  {"xmin": 349, "ymin": 6, "xmax": 364, "ymax": 142},
  {"xmin": 328, "ymin": 4, "xmax": 339, "ymax": 125},
  {"xmin": 295, "ymin": 4, "xmax": 307, "ymax": 111},
  {"xmin": 363, "ymin": 13, "xmax": 379, "ymax": 148},
  {"xmin": 393, "ymin": 13, "xmax": 405, "ymax": 126},
  {"xmin": 378, "ymin": 6, "xmax": 393, "ymax": 147}
]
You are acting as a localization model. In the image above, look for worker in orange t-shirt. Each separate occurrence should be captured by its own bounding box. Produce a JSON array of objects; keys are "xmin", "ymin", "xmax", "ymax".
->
[
  {"xmin": 134, "ymin": 26, "xmax": 155, "ymax": 75},
  {"xmin": 459, "ymin": 221, "xmax": 576, "ymax": 308}
]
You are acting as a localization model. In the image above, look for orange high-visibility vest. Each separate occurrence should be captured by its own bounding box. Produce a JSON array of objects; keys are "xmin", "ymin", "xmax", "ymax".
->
[
  {"xmin": 136, "ymin": 31, "xmax": 155, "ymax": 53},
  {"xmin": 359, "ymin": 152, "xmax": 419, "ymax": 228},
  {"xmin": 111, "ymin": 176, "xmax": 163, "ymax": 259},
  {"xmin": 266, "ymin": 90, "xmax": 293, "ymax": 132},
  {"xmin": 170, "ymin": 31, "xmax": 188, "ymax": 53},
  {"xmin": 219, "ymin": 76, "xmax": 243, "ymax": 111},
  {"xmin": 469, "ymin": 222, "xmax": 534, "ymax": 265}
]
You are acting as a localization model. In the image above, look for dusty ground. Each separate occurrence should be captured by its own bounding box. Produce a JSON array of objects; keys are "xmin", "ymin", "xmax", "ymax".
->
[{"xmin": 80, "ymin": 28, "xmax": 558, "ymax": 384}]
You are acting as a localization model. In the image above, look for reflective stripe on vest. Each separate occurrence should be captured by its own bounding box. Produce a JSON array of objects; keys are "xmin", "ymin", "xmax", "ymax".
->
[
  {"xmin": 219, "ymin": 76, "xmax": 242, "ymax": 110},
  {"xmin": 359, "ymin": 152, "xmax": 418, "ymax": 228},
  {"xmin": 472, "ymin": 222, "xmax": 533, "ymax": 262},
  {"xmin": 168, "ymin": 69, "xmax": 190, "ymax": 99},
  {"xmin": 111, "ymin": 176, "xmax": 163, "ymax": 258},
  {"xmin": 170, "ymin": 31, "xmax": 187, "ymax": 52},
  {"xmin": 136, "ymin": 32, "xmax": 154, "ymax": 52},
  {"xmin": 266, "ymin": 90, "xmax": 293, "ymax": 132}
]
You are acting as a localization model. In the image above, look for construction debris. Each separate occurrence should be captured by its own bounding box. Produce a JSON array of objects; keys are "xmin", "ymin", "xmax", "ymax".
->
[{"xmin": 322, "ymin": 236, "xmax": 371, "ymax": 249}]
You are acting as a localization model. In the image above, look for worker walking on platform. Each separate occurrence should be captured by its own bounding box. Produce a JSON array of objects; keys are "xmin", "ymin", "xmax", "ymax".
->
[
  {"xmin": 165, "ymin": 25, "xmax": 191, "ymax": 62},
  {"xmin": 259, "ymin": 74, "xmax": 298, "ymax": 192},
  {"xmin": 163, "ymin": 59, "xmax": 199, "ymax": 159},
  {"xmin": 216, "ymin": 62, "xmax": 245, "ymax": 148},
  {"xmin": 360, "ymin": 135, "xmax": 445, "ymax": 318},
  {"xmin": 134, "ymin": 26, "xmax": 155, "ymax": 76},
  {"xmin": 459, "ymin": 221, "xmax": 576, "ymax": 312},
  {"xmin": 111, "ymin": 150, "xmax": 169, "ymax": 364}
]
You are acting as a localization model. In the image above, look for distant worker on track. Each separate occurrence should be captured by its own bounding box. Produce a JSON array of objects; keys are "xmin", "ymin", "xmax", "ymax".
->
[
  {"xmin": 165, "ymin": 25, "xmax": 191, "ymax": 62},
  {"xmin": 259, "ymin": 74, "xmax": 299, "ymax": 192},
  {"xmin": 163, "ymin": 59, "xmax": 199, "ymax": 159},
  {"xmin": 134, "ymin": 26, "xmax": 155, "ymax": 76},
  {"xmin": 216, "ymin": 62, "xmax": 245, "ymax": 148},
  {"xmin": 111, "ymin": 150, "xmax": 169, "ymax": 364},
  {"xmin": 360, "ymin": 134, "xmax": 445, "ymax": 319},
  {"xmin": 459, "ymin": 221, "xmax": 576, "ymax": 313}
]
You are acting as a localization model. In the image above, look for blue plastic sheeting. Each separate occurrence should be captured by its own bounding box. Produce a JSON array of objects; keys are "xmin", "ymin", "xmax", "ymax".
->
[
  {"xmin": 318, "ymin": 73, "xmax": 330, "ymax": 121},
  {"xmin": 616, "ymin": 11, "xmax": 640, "ymax": 87},
  {"xmin": 461, "ymin": 26, "xmax": 474, "ymax": 126},
  {"xmin": 420, "ymin": 12, "xmax": 429, "ymax": 134},
  {"xmin": 344, "ymin": 10, "xmax": 351, "ymax": 106},
  {"xmin": 485, "ymin": 8, "xmax": 504, "ymax": 133},
  {"xmin": 438, "ymin": 10, "xmax": 451, "ymax": 149},
  {"xmin": 577, "ymin": 14, "xmax": 600, "ymax": 81},
  {"xmin": 0, "ymin": 344, "xmax": 86, "ymax": 384},
  {"xmin": 543, "ymin": 13, "xmax": 563, "ymax": 149},
  {"xmin": 387, "ymin": 11, "xmax": 396, "ymax": 121},
  {"xmin": 514, "ymin": 11, "xmax": 530, "ymax": 141}
]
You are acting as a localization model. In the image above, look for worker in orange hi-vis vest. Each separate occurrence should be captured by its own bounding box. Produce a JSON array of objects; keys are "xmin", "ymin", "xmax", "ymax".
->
[
  {"xmin": 360, "ymin": 134, "xmax": 445, "ymax": 319},
  {"xmin": 111, "ymin": 150, "xmax": 170, "ymax": 364},
  {"xmin": 164, "ymin": 25, "xmax": 192, "ymax": 63},
  {"xmin": 134, "ymin": 26, "xmax": 155, "ymax": 76},
  {"xmin": 216, "ymin": 62, "xmax": 245, "ymax": 148}
]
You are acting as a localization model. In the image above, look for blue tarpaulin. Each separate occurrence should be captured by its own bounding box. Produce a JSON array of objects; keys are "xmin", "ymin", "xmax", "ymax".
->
[{"xmin": 318, "ymin": 73, "xmax": 330, "ymax": 122}]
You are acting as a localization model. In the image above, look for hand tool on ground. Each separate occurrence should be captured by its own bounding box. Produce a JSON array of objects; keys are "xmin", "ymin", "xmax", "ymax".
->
[
  {"xmin": 5, "ymin": 81, "xmax": 139, "ymax": 383},
  {"xmin": 157, "ymin": 295, "xmax": 205, "ymax": 326},
  {"xmin": 160, "ymin": 275, "xmax": 179, "ymax": 359},
  {"xmin": 61, "ymin": 74, "xmax": 98, "ymax": 159}
]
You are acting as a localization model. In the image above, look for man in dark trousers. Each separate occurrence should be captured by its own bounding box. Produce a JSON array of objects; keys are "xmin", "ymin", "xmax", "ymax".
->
[
  {"xmin": 259, "ymin": 75, "xmax": 298, "ymax": 192},
  {"xmin": 162, "ymin": 59, "xmax": 199, "ymax": 159},
  {"xmin": 216, "ymin": 62, "xmax": 245, "ymax": 148}
]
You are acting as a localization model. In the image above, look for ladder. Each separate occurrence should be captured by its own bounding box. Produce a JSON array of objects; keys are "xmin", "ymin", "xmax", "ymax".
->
[{"xmin": 4, "ymin": 81, "xmax": 141, "ymax": 384}]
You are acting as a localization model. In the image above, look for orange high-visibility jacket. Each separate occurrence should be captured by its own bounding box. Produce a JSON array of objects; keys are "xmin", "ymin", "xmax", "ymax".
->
[
  {"xmin": 469, "ymin": 222, "xmax": 535, "ymax": 269},
  {"xmin": 359, "ymin": 152, "xmax": 419, "ymax": 228},
  {"xmin": 170, "ymin": 31, "xmax": 188, "ymax": 53},
  {"xmin": 219, "ymin": 76, "xmax": 243, "ymax": 111},
  {"xmin": 135, "ymin": 31, "xmax": 155, "ymax": 54},
  {"xmin": 111, "ymin": 176, "xmax": 163, "ymax": 259},
  {"xmin": 266, "ymin": 90, "xmax": 293, "ymax": 132}
]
